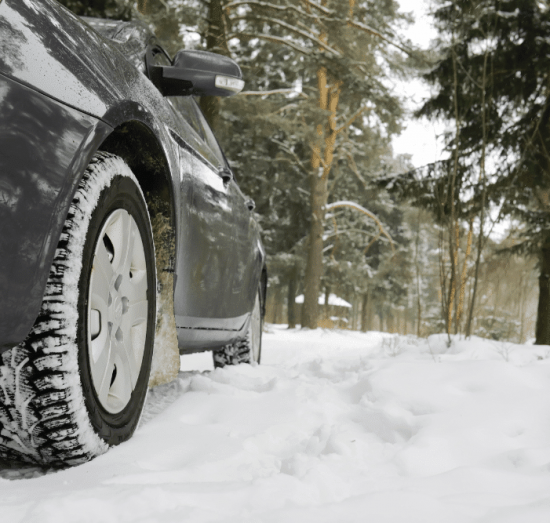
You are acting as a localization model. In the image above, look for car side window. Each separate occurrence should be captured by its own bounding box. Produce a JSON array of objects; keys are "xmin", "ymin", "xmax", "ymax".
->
[
  {"xmin": 151, "ymin": 47, "xmax": 172, "ymax": 67},
  {"xmin": 168, "ymin": 97, "xmax": 204, "ymax": 141},
  {"xmin": 190, "ymin": 101, "xmax": 226, "ymax": 167},
  {"xmin": 168, "ymin": 96, "xmax": 226, "ymax": 170}
]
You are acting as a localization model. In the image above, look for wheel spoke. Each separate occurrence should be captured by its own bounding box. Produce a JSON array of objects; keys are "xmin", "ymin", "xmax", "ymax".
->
[
  {"xmin": 113, "ymin": 334, "xmax": 140, "ymax": 389},
  {"xmin": 127, "ymin": 299, "xmax": 148, "ymax": 327},
  {"xmin": 92, "ymin": 334, "xmax": 115, "ymax": 406},
  {"xmin": 93, "ymin": 239, "xmax": 115, "ymax": 294},
  {"xmin": 109, "ymin": 374, "xmax": 133, "ymax": 409},
  {"xmin": 112, "ymin": 337, "xmax": 138, "ymax": 400},
  {"xmin": 90, "ymin": 274, "xmax": 109, "ymax": 320},
  {"xmin": 113, "ymin": 211, "xmax": 136, "ymax": 276}
]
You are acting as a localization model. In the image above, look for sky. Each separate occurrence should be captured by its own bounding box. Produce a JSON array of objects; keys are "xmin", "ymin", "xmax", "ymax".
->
[{"xmin": 392, "ymin": 0, "xmax": 447, "ymax": 168}]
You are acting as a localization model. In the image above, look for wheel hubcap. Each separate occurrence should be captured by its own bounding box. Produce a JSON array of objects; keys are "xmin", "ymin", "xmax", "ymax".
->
[{"xmin": 87, "ymin": 209, "xmax": 149, "ymax": 413}]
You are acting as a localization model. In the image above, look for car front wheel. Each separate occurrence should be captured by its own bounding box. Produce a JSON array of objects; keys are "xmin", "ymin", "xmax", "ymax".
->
[{"xmin": 0, "ymin": 152, "xmax": 156, "ymax": 466}]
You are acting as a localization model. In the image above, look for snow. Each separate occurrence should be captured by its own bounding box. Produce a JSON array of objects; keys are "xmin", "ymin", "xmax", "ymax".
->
[
  {"xmin": 3, "ymin": 326, "xmax": 550, "ymax": 522},
  {"xmin": 295, "ymin": 294, "xmax": 352, "ymax": 308}
]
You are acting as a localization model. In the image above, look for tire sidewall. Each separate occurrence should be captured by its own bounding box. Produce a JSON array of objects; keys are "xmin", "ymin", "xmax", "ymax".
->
[{"xmin": 77, "ymin": 174, "xmax": 156, "ymax": 445}]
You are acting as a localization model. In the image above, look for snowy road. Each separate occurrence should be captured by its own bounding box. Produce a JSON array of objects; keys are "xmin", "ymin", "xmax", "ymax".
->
[{"xmin": 3, "ymin": 326, "xmax": 550, "ymax": 522}]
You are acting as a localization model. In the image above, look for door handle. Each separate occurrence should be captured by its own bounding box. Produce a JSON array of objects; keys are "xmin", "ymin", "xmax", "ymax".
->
[
  {"xmin": 219, "ymin": 167, "xmax": 233, "ymax": 186},
  {"xmin": 245, "ymin": 198, "xmax": 255, "ymax": 211}
]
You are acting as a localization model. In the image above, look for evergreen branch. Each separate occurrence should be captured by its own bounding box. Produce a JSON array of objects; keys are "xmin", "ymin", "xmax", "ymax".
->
[
  {"xmin": 324, "ymin": 228, "xmax": 378, "ymax": 241},
  {"xmin": 230, "ymin": 32, "xmax": 311, "ymax": 55},
  {"xmin": 230, "ymin": 15, "xmax": 341, "ymax": 56},
  {"xmin": 363, "ymin": 231, "xmax": 381, "ymax": 255},
  {"xmin": 346, "ymin": 19, "xmax": 427, "ymax": 62},
  {"xmin": 226, "ymin": 1, "xmax": 425, "ymax": 62},
  {"xmin": 269, "ymin": 102, "xmax": 306, "ymax": 115},
  {"xmin": 328, "ymin": 166, "xmax": 345, "ymax": 196},
  {"xmin": 336, "ymin": 106, "xmax": 370, "ymax": 134},
  {"xmin": 270, "ymin": 138, "xmax": 310, "ymax": 175},
  {"xmin": 325, "ymin": 201, "xmax": 394, "ymax": 251},
  {"xmin": 346, "ymin": 152, "xmax": 369, "ymax": 189}
]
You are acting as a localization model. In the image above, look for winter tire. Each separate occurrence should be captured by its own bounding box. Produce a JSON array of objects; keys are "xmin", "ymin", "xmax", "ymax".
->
[
  {"xmin": 213, "ymin": 288, "xmax": 262, "ymax": 368},
  {"xmin": 0, "ymin": 153, "xmax": 156, "ymax": 467}
]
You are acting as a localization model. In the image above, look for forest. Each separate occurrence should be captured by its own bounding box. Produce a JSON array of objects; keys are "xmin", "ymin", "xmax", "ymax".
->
[{"xmin": 59, "ymin": 0, "xmax": 547, "ymax": 344}]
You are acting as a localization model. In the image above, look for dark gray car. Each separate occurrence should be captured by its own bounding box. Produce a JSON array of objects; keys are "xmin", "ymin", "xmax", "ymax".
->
[{"xmin": 0, "ymin": 0, "xmax": 265, "ymax": 466}]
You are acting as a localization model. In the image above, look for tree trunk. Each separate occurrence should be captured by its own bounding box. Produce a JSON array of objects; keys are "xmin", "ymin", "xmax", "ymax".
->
[
  {"xmin": 272, "ymin": 287, "xmax": 279, "ymax": 324},
  {"xmin": 466, "ymin": 51, "xmax": 489, "ymax": 338},
  {"xmin": 387, "ymin": 312, "xmax": 394, "ymax": 333},
  {"xmin": 302, "ymin": 57, "xmax": 340, "ymax": 329},
  {"xmin": 535, "ymin": 240, "xmax": 550, "ymax": 344},
  {"xmin": 324, "ymin": 286, "xmax": 330, "ymax": 319},
  {"xmin": 302, "ymin": 174, "xmax": 328, "ymax": 328},
  {"xmin": 199, "ymin": 0, "xmax": 229, "ymax": 131},
  {"xmin": 287, "ymin": 265, "xmax": 298, "ymax": 329},
  {"xmin": 414, "ymin": 210, "xmax": 422, "ymax": 337},
  {"xmin": 351, "ymin": 296, "xmax": 358, "ymax": 330},
  {"xmin": 361, "ymin": 291, "xmax": 369, "ymax": 332}
]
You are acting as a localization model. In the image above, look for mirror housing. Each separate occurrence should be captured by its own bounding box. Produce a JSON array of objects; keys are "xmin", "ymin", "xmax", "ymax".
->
[{"xmin": 150, "ymin": 50, "xmax": 244, "ymax": 97}]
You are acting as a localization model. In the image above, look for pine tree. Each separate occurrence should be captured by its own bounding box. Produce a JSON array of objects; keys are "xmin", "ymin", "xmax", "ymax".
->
[{"xmin": 416, "ymin": 0, "xmax": 550, "ymax": 343}]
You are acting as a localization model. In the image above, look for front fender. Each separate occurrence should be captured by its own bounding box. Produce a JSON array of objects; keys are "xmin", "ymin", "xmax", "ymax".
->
[{"xmin": 0, "ymin": 73, "xmax": 112, "ymax": 354}]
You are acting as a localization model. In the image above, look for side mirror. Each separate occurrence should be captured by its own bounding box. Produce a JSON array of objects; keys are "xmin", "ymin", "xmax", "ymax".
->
[{"xmin": 149, "ymin": 50, "xmax": 244, "ymax": 97}]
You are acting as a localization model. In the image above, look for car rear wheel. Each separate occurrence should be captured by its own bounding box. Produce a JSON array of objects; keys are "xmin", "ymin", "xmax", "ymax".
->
[
  {"xmin": 213, "ymin": 289, "xmax": 262, "ymax": 368},
  {"xmin": 0, "ymin": 153, "xmax": 156, "ymax": 466}
]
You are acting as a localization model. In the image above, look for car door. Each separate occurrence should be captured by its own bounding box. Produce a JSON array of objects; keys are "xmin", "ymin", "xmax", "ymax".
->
[
  {"xmin": 166, "ymin": 96, "xmax": 245, "ymax": 334},
  {"xmin": 194, "ymin": 105, "xmax": 263, "ymax": 322},
  {"xmin": 229, "ymin": 177, "xmax": 263, "ymax": 318}
]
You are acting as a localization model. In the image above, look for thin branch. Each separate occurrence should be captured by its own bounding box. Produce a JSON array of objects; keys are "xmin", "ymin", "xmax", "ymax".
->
[
  {"xmin": 240, "ymin": 88, "xmax": 308, "ymax": 98},
  {"xmin": 230, "ymin": 15, "xmax": 341, "ymax": 56},
  {"xmin": 325, "ymin": 201, "xmax": 394, "ymax": 251},
  {"xmin": 336, "ymin": 106, "xmax": 370, "ymax": 134},
  {"xmin": 225, "ymin": 0, "xmax": 332, "ymax": 21},
  {"xmin": 225, "ymin": 0, "xmax": 427, "ymax": 63},
  {"xmin": 324, "ymin": 227, "xmax": 378, "ymax": 241},
  {"xmin": 346, "ymin": 152, "xmax": 368, "ymax": 189},
  {"xmin": 231, "ymin": 32, "xmax": 311, "ymax": 55},
  {"xmin": 270, "ymin": 102, "xmax": 300, "ymax": 115},
  {"xmin": 302, "ymin": 0, "xmax": 332, "ymax": 15},
  {"xmin": 270, "ymin": 138, "xmax": 310, "ymax": 175},
  {"xmin": 346, "ymin": 19, "xmax": 428, "ymax": 62}
]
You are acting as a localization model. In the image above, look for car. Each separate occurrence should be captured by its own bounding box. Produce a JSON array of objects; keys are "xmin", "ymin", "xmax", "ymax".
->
[{"xmin": 0, "ymin": 0, "xmax": 266, "ymax": 467}]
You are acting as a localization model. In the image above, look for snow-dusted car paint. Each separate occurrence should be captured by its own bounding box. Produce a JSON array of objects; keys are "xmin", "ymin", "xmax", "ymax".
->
[{"xmin": 0, "ymin": 0, "xmax": 265, "ymax": 355}]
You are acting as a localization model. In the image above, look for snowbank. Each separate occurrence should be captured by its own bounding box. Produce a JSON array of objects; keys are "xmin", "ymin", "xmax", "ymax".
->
[{"xmin": 2, "ymin": 327, "xmax": 550, "ymax": 522}]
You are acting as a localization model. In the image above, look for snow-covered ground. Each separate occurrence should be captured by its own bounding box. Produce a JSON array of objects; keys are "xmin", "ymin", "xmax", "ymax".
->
[{"xmin": 3, "ymin": 325, "xmax": 550, "ymax": 522}]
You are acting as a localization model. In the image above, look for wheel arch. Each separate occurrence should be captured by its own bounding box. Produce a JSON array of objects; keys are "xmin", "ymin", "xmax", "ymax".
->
[{"xmin": 97, "ymin": 120, "xmax": 176, "ymax": 234}]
